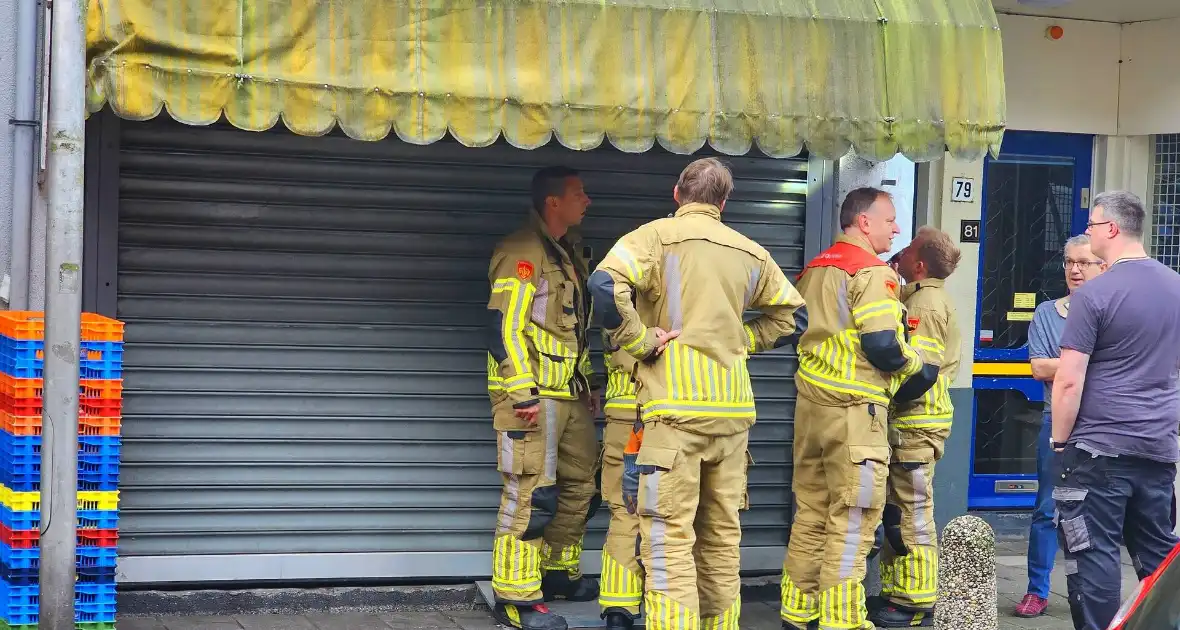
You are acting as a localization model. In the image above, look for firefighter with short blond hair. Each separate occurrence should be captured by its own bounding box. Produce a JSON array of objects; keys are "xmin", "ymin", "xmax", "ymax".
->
[
  {"xmin": 590, "ymin": 157, "xmax": 807, "ymax": 630},
  {"xmin": 869, "ymin": 226, "xmax": 963, "ymax": 628}
]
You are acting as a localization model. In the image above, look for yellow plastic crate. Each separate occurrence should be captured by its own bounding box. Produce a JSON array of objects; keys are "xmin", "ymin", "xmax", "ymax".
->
[{"xmin": 0, "ymin": 485, "xmax": 118, "ymax": 511}]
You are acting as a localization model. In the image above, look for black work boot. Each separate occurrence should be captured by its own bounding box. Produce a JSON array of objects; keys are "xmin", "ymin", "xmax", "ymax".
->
[
  {"xmin": 868, "ymin": 602, "xmax": 934, "ymax": 628},
  {"xmin": 781, "ymin": 621, "xmax": 819, "ymax": 630},
  {"xmin": 541, "ymin": 571, "xmax": 599, "ymax": 602},
  {"xmin": 492, "ymin": 603, "xmax": 569, "ymax": 630},
  {"xmin": 602, "ymin": 607, "xmax": 635, "ymax": 630}
]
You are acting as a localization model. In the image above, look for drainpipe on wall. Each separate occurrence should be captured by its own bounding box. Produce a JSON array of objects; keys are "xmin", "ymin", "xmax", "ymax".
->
[
  {"xmin": 6, "ymin": 0, "xmax": 42, "ymax": 310},
  {"xmin": 39, "ymin": 0, "xmax": 85, "ymax": 625}
]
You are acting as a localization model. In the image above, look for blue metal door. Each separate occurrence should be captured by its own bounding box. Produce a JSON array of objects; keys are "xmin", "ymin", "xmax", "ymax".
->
[{"xmin": 968, "ymin": 131, "xmax": 1094, "ymax": 509}]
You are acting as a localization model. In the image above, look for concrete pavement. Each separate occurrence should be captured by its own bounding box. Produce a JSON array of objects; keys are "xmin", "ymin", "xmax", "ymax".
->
[{"xmin": 116, "ymin": 541, "xmax": 1142, "ymax": 630}]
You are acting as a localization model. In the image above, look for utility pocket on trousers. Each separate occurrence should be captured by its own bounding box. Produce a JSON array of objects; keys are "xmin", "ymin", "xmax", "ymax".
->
[
  {"xmin": 739, "ymin": 450, "xmax": 755, "ymax": 511},
  {"xmin": 635, "ymin": 423, "xmax": 681, "ymax": 517},
  {"xmin": 845, "ymin": 446, "xmax": 889, "ymax": 509},
  {"xmin": 1052, "ymin": 486, "xmax": 1091, "ymax": 552},
  {"xmin": 497, "ymin": 431, "xmax": 544, "ymax": 476}
]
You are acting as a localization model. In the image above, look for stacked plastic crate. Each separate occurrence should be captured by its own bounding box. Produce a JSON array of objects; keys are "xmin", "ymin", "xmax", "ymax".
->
[{"xmin": 0, "ymin": 312, "xmax": 123, "ymax": 630}]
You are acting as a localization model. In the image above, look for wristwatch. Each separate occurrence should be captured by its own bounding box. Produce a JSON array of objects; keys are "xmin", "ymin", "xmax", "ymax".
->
[{"xmin": 1049, "ymin": 438, "xmax": 1066, "ymax": 451}]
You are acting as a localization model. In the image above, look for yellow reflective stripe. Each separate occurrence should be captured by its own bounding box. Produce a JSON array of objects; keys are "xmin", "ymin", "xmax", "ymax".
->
[
  {"xmin": 492, "ymin": 278, "xmax": 537, "ymax": 377},
  {"xmin": 605, "ymin": 360, "xmax": 637, "ymax": 400},
  {"xmin": 598, "ymin": 551, "xmax": 643, "ymax": 609},
  {"xmin": 888, "ymin": 547, "xmax": 939, "ymax": 605},
  {"xmin": 538, "ymin": 387, "xmax": 578, "ymax": 400},
  {"xmin": 766, "ymin": 283, "xmax": 794, "ymax": 306},
  {"xmin": 622, "ymin": 327, "xmax": 648, "ymax": 355},
  {"xmin": 664, "ymin": 342, "xmax": 753, "ymax": 405},
  {"xmin": 492, "ymin": 535, "xmax": 542, "ymax": 597},
  {"xmin": 604, "ymin": 398, "xmax": 638, "ymax": 411},
  {"xmin": 701, "ymin": 596, "xmax": 741, "ymax": 630},
  {"xmin": 780, "ymin": 573, "xmax": 819, "ymax": 623},
  {"xmin": 852, "ymin": 299, "xmax": 900, "ymax": 326},
  {"xmin": 541, "ymin": 540, "xmax": 583, "ymax": 572},
  {"xmin": 743, "ymin": 324, "xmax": 756, "ymax": 353},
  {"xmin": 818, "ymin": 580, "xmax": 868, "ymax": 629},
  {"xmin": 641, "ymin": 399, "xmax": 756, "ymax": 421},
  {"xmin": 893, "ymin": 374, "xmax": 954, "ymax": 423},
  {"xmin": 797, "ymin": 364, "xmax": 890, "ymax": 404},
  {"xmin": 644, "ymin": 591, "xmax": 701, "ymax": 630},
  {"xmin": 911, "ymin": 334, "xmax": 944, "ymax": 355},
  {"xmin": 608, "ymin": 243, "xmax": 643, "ymax": 283}
]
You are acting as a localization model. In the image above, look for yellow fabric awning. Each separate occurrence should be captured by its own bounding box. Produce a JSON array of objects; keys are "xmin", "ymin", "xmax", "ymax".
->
[{"xmin": 86, "ymin": 0, "xmax": 1006, "ymax": 162}]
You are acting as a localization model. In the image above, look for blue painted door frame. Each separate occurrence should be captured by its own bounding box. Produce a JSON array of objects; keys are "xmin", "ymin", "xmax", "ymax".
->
[{"xmin": 968, "ymin": 130, "xmax": 1094, "ymax": 510}]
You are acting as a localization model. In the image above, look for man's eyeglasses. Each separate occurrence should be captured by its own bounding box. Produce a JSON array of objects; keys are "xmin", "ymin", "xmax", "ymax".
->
[{"xmin": 1064, "ymin": 259, "xmax": 1101, "ymax": 270}]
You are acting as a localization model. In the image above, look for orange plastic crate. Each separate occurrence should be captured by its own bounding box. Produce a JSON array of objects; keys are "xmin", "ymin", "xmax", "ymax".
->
[
  {"xmin": 82, "ymin": 313, "xmax": 124, "ymax": 342},
  {"xmin": 0, "ymin": 311, "xmax": 124, "ymax": 342},
  {"xmin": 0, "ymin": 411, "xmax": 40, "ymax": 436},
  {"xmin": 0, "ymin": 374, "xmax": 41, "ymax": 400},
  {"xmin": 1, "ymin": 410, "xmax": 121, "ymax": 436},
  {"xmin": 0, "ymin": 376, "xmax": 121, "ymax": 403},
  {"xmin": 80, "ymin": 379, "xmax": 123, "ymax": 400},
  {"xmin": 79, "ymin": 415, "xmax": 121, "ymax": 436}
]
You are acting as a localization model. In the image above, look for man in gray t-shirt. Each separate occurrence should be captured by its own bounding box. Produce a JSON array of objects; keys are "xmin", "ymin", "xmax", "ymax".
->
[{"xmin": 1051, "ymin": 191, "xmax": 1180, "ymax": 630}]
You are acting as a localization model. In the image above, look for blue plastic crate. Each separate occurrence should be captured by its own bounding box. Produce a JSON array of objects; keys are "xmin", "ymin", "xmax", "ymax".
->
[
  {"xmin": 0, "ymin": 562, "xmax": 115, "ymax": 586},
  {"xmin": 0, "ymin": 544, "xmax": 118, "ymax": 572},
  {"xmin": 75, "ymin": 511, "xmax": 119, "ymax": 530},
  {"xmin": 0, "ymin": 434, "xmax": 120, "ymax": 492},
  {"xmin": 0, "ymin": 338, "xmax": 123, "ymax": 380},
  {"xmin": 0, "ymin": 581, "xmax": 117, "ymax": 625}
]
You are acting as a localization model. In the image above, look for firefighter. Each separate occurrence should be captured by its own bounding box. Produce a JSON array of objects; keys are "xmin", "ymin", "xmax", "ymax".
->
[
  {"xmin": 486, "ymin": 166, "xmax": 605, "ymax": 630},
  {"xmin": 780, "ymin": 187, "xmax": 935, "ymax": 630},
  {"xmin": 589, "ymin": 158, "xmax": 807, "ymax": 630},
  {"xmin": 598, "ymin": 329, "xmax": 644, "ymax": 629},
  {"xmin": 870, "ymin": 227, "xmax": 963, "ymax": 628}
]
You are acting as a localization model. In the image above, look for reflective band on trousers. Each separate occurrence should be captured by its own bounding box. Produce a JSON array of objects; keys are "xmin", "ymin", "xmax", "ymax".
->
[
  {"xmin": 492, "ymin": 535, "xmax": 542, "ymax": 597},
  {"xmin": 780, "ymin": 574, "xmax": 819, "ymax": 624},
  {"xmin": 599, "ymin": 550, "xmax": 643, "ymax": 609},
  {"xmin": 644, "ymin": 591, "xmax": 701, "ymax": 630},
  {"xmin": 701, "ymin": 597, "xmax": 741, "ymax": 630},
  {"xmin": 541, "ymin": 539, "xmax": 583, "ymax": 572}
]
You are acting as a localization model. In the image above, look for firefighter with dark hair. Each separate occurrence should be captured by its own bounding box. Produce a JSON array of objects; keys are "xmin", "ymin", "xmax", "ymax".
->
[{"xmin": 486, "ymin": 166, "xmax": 604, "ymax": 630}]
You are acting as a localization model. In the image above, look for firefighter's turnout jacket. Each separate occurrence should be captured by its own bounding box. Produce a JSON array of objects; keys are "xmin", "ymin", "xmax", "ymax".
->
[
  {"xmin": 588, "ymin": 202, "xmax": 807, "ymax": 435},
  {"xmin": 793, "ymin": 235, "xmax": 927, "ymax": 407},
  {"xmin": 487, "ymin": 213, "xmax": 601, "ymax": 409},
  {"xmin": 891, "ymin": 278, "xmax": 961, "ymax": 436}
]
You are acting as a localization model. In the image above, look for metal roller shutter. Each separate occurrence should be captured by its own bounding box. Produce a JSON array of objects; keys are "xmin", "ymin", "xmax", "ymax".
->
[{"xmin": 112, "ymin": 117, "xmax": 811, "ymax": 584}]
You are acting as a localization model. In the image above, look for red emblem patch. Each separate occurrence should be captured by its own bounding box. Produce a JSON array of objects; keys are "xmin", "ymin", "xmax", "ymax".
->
[
  {"xmin": 515, "ymin": 260, "xmax": 534, "ymax": 280},
  {"xmin": 907, "ymin": 316, "xmax": 920, "ymax": 331},
  {"xmin": 885, "ymin": 279, "xmax": 898, "ymax": 297}
]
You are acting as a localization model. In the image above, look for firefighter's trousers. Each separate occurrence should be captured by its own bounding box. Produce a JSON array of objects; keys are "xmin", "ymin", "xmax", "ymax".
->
[
  {"xmin": 879, "ymin": 428, "xmax": 947, "ymax": 612},
  {"xmin": 491, "ymin": 397, "xmax": 598, "ymax": 604},
  {"xmin": 635, "ymin": 420, "xmax": 749, "ymax": 630},
  {"xmin": 781, "ymin": 396, "xmax": 889, "ymax": 630},
  {"xmin": 599, "ymin": 417, "xmax": 645, "ymax": 616}
]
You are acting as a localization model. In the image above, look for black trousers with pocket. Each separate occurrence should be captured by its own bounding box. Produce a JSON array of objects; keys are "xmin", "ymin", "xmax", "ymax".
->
[{"xmin": 1053, "ymin": 444, "xmax": 1180, "ymax": 630}]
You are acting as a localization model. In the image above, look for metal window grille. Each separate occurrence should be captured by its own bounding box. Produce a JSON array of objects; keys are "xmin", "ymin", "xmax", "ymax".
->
[{"xmin": 1152, "ymin": 134, "xmax": 1180, "ymax": 272}]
